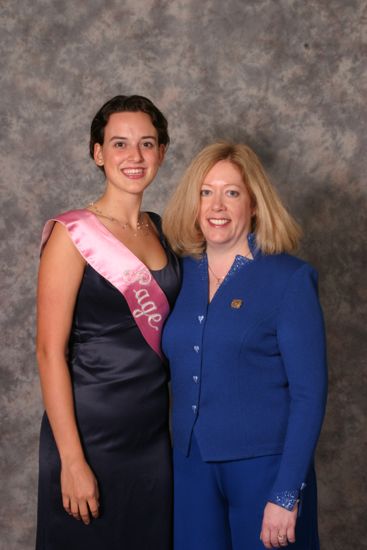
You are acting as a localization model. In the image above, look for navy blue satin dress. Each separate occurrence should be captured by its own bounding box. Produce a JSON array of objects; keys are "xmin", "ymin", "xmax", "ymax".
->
[{"xmin": 36, "ymin": 219, "xmax": 180, "ymax": 550}]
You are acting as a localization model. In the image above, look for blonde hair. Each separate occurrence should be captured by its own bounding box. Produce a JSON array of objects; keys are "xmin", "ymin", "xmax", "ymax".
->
[{"xmin": 163, "ymin": 142, "xmax": 302, "ymax": 256}]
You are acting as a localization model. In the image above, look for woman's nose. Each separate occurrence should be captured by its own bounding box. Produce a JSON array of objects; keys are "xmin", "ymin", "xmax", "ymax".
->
[
  {"xmin": 127, "ymin": 144, "xmax": 144, "ymax": 162},
  {"xmin": 211, "ymin": 193, "xmax": 225, "ymax": 211}
]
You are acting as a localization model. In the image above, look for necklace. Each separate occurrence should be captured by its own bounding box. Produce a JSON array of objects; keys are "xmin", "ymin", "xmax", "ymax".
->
[
  {"xmin": 208, "ymin": 251, "xmax": 253, "ymax": 287},
  {"xmin": 88, "ymin": 202, "xmax": 150, "ymax": 237},
  {"xmin": 208, "ymin": 263, "xmax": 226, "ymax": 287}
]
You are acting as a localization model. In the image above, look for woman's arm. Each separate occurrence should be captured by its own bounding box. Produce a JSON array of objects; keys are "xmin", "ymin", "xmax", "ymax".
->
[
  {"xmin": 36, "ymin": 222, "xmax": 99, "ymax": 525},
  {"xmin": 260, "ymin": 263, "xmax": 327, "ymax": 547}
]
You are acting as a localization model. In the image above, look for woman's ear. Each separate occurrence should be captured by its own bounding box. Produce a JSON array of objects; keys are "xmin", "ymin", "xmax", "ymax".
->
[
  {"xmin": 158, "ymin": 144, "xmax": 166, "ymax": 165},
  {"xmin": 94, "ymin": 143, "xmax": 104, "ymax": 167}
]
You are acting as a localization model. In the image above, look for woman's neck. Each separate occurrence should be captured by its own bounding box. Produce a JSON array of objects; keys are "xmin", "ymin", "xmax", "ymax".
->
[
  {"xmin": 92, "ymin": 188, "xmax": 143, "ymax": 227},
  {"xmin": 206, "ymin": 239, "xmax": 252, "ymax": 265},
  {"xmin": 206, "ymin": 237, "xmax": 253, "ymax": 302}
]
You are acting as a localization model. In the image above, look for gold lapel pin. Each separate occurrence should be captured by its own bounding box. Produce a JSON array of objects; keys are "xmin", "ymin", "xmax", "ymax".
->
[{"xmin": 231, "ymin": 299, "xmax": 243, "ymax": 309}]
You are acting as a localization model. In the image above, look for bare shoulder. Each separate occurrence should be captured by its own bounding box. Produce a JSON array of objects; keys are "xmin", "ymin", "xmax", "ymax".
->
[
  {"xmin": 41, "ymin": 222, "xmax": 85, "ymax": 267},
  {"xmin": 39, "ymin": 222, "xmax": 86, "ymax": 290}
]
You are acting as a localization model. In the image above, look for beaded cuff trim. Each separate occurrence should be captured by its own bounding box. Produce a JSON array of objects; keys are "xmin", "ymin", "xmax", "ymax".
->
[{"xmin": 271, "ymin": 490, "xmax": 300, "ymax": 511}]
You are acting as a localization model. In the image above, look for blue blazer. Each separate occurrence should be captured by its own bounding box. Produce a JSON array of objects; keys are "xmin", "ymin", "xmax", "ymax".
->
[{"xmin": 162, "ymin": 237, "xmax": 327, "ymax": 503}]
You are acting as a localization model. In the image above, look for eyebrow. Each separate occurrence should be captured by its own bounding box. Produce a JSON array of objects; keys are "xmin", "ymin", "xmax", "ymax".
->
[
  {"xmin": 109, "ymin": 135, "xmax": 157, "ymax": 142},
  {"xmin": 201, "ymin": 181, "xmax": 242, "ymax": 186}
]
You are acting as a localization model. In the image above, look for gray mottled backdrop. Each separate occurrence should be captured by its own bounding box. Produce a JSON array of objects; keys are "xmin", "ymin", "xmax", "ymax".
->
[{"xmin": 1, "ymin": 1, "xmax": 366, "ymax": 548}]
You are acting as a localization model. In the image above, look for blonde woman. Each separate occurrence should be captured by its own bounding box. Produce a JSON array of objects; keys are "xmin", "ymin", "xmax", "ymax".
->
[{"xmin": 162, "ymin": 142, "xmax": 327, "ymax": 550}]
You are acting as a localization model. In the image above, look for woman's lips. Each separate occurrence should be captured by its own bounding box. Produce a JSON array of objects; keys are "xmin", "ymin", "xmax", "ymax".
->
[
  {"xmin": 208, "ymin": 218, "xmax": 230, "ymax": 227},
  {"xmin": 121, "ymin": 168, "xmax": 146, "ymax": 179}
]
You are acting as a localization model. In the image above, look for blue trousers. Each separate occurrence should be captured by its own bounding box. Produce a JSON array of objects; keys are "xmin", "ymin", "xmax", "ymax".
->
[{"xmin": 173, "ymin": 435, "xmax": 319, "ymax": 550}]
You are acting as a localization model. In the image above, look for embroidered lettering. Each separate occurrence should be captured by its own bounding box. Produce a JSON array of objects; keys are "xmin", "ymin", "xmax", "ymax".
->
[
  {"xmin": 134, "ymin": 288, "xmax": 150, "ymax": 302},
  {"xmin": 122, "ymin": 268, "xmax": 151, "ymax": 285},
  {"xmin": 133, "ymin": 288, "xmax": 162, "ymax": 330}
]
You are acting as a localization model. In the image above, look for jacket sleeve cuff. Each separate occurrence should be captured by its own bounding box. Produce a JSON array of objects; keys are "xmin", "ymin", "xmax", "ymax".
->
[{"xmin": 268, "ymin": 483, "xmax": 307, "ymax": 511}]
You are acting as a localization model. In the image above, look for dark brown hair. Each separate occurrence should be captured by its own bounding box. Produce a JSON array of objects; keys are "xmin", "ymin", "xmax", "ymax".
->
[{"xmin": 89, "ymin": 95, "xmax": 169, "ymax": 169}]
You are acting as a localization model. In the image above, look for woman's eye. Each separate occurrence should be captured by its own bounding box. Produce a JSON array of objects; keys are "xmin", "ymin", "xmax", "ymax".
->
[
  {"xmin": 226, "ymin": 190, "xmax": 240, "ymax": 197},
  {"xmin": 200, "ymin": 189, "xmax": 211, "ymax": 197}
]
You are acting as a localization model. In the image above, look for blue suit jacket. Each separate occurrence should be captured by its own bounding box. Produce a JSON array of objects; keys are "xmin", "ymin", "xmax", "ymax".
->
[{"xmin": 163, "ymin": 238, "xmax": 327, "ymax": 502}]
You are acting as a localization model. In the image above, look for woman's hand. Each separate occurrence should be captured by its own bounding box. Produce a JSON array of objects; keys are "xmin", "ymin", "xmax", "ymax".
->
[
  {"xmin": 260, "ymin": 502, "xmax": 297, "ymax": 548},
  {"xmin": 61, "ymin": 458, "xmax": 100, "ymax": 525}
]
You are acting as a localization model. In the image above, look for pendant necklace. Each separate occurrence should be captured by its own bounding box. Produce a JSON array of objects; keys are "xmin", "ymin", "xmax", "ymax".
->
[
  {"xmin": 88, "ymin": 202, "xmax": 150, "ymax": 237},
  {"xmin": 208, "ymin": 263, "xmax": 226, "ymax": 287},
  {"xmin": 208, "ymin": 251, "xmax": 253, "ymax": 287}
]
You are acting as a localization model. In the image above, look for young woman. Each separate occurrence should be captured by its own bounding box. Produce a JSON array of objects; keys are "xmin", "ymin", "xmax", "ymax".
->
[{"xmin": 36, "ymin": 95, "xmax": 180, "ymax": 549}]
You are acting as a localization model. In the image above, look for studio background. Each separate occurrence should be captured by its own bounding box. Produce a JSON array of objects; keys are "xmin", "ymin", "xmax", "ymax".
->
[{"xmin": 1, "ymin": 1, "xmax": 366, "ymax": 549}]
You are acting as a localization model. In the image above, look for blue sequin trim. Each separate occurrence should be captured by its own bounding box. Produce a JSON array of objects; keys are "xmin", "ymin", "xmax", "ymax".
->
[
  {"xmin": 200, "ymin": 233, "xmax": 257, "ymax": 285},
  {"xmin": 247, "ymin": 232, "xmax": 257, "ymax": 254},
  {"xmin": 271, "ymin": 490, "xmax": 299, "ymax": 511}
]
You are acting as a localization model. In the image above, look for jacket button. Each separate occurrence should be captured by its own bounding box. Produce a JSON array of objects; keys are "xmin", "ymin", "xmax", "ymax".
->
[
  {"xmin": 194, "ymin": 345, "xmax": 200, "ymax": 353},
  {"xmin": 198, "ymin": 315, "xmax": 204, "ymax": 323},
  {"xmin": 192, "ymin": 405, "xmax": 197, "ymax": 413},
  {"xmin": 193, "ymin": 376, "xmax": 199, "ymax": 383}
]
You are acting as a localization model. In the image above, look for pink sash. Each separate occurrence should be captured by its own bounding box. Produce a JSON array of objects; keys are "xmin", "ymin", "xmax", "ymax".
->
[{"xmin": 40, "ymin": 209, "xmax": 170, "ymax": 360}]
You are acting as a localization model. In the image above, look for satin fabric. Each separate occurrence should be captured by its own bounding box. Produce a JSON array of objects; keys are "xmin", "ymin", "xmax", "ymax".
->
[
  {"xmin": 41, "ymin": 209, "xmax": 170, "ymax": 359},
  {"xmin": 36, "ymin": 213, "xmax": 180, "ymax": 550}
]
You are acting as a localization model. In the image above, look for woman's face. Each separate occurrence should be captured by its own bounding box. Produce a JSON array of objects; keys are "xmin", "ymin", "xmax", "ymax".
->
[
  {"xmin": 198, "ymin": 160, "xmax": 254, "ymax": 253},
  {"xmin": 94, "ymin": 111, "xmax": 165, "ymax": 196}
]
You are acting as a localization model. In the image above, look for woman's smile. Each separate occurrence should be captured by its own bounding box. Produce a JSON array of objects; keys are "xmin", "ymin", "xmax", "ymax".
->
[
  {"xmin": 120, "ymin": 167, "xmax": 146, "ymax": 179},
  {"xmin": 207, "ymin": 217, "xmax": 231, "ymax": 227}
]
